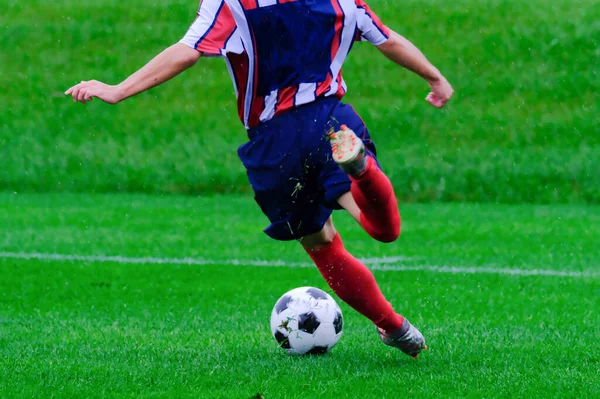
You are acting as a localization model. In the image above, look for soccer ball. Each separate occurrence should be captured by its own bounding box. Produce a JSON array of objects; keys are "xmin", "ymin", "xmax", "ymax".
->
[{"xmin": 270, "ymin": 286, "xmax": 343, "ymax": 355}]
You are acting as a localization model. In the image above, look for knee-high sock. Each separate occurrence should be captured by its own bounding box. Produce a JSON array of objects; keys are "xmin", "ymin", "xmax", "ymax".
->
[
  {"xmin": 305, "ymin": 233, "xmax": 404, "ymax": 332},
  {"xmin": 351, "ymin": 156, "xmax": 401, "ymax": 243}
]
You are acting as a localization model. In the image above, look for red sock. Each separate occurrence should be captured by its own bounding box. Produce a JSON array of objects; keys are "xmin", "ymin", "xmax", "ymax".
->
[
  {"xmin": 351, "ymin": 157, "xmax": 401, "ymax": 243},
  {"xmin": 305, "ymin": 233, "xmax": 404, "ymax": 332}
]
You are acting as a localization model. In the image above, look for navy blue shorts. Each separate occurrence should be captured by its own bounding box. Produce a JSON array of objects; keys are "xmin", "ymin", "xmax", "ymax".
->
[{"xmin": 238, "ymin": 97, "xmax": 377, "ymax": 241}]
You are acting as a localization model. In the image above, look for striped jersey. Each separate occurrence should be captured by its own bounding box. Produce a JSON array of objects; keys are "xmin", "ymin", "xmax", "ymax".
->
[{"xmin": 180, "ymin": 0, "xmax": 390, "ymax": 129}]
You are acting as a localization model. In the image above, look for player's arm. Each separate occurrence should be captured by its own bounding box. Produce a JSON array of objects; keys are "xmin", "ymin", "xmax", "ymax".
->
[
  {"xmin": 377, "ymin": 31, "xmax": 453, "ymax": 108},
  {"xmin": 65, "ymin": 43, "xmax": 201, "ymax": 104},
  {"xmin": 355, "ymin": 0, "xmax": 453, "ymax": 108},
  {"xmin": 65, "ymin": 0, "xmax": 233, "ymax": 104}
]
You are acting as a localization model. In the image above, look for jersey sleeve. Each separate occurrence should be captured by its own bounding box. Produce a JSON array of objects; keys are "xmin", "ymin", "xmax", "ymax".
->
[
  {"xmin": 354, "ymin": 0, "xmax": 391, "ymax": 45},
  {"xmin": 180, "ymin": 0, "xmax": 239, "ymax": 57}
]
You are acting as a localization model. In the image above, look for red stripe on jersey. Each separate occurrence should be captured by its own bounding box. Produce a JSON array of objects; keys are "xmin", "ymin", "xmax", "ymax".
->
[
  {"xmin": 239, "ymin": 0, "xmax": 259, "ymax": 10},
  {"xmin": 227, "ymin": 52, "xmax": 250, "ymax": 124},
  {"xmin": 248, "ymin": 96, "xmax": 265, "ymax": 127},
  {"xmin": 315, "ymin": 75, "xmax": 333, "ymax": 97},
  {"xmin": 355, "ymin": 0, "xmax": 390, "ymax": 37},
  {"xmin": 278, "ymin": 0, "xmax": 298, "ymax": 3},
  {"xmin": 227, "ymin": 50, "xmax": 264, "ymax": 128},
  {"xmin": 248, "ymin": 27, "xmax": 265, "ymax": 127},
  {"xmin": 330, "ymin": 0, "xmax": 345, "ymax": 51},
  {"xmin": 274, "ymin": 86, "xmax": 299, "ymax": 116},
  {"xmin": 315, "ymin": 0, "xmax": 344, "ymax": 97},
  {"xmin": 196, "ymin": 4, "xmax": 236, "ymax": 54}
]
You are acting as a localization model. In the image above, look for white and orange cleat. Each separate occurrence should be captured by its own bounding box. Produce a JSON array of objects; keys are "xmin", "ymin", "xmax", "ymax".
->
[
  {"xmin": 378, "ymin": 318, "xmax": 428, "ymax": 359},
  {"xmin": 328, "ymin": 125, "xmax": 367, "ymax": 178}
]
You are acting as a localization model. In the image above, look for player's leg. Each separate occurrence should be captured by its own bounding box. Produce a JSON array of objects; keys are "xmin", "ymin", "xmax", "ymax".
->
[
  {"xmin": 300, "ymin": 216, "xmax": 426, "ymax": 358},
  {"xmin": 329, "ymin": 126, "xmax": 401, "ymax": 243},
  {"xmin": 300, "ymin": 216, "xmax": 404, "ymax": 332},
  {"xmin": 336, "ymin": 191, "xmax": 361, "ymax": 224},
  {"xmin": 318, "ymin": 102, "xmax": 426, "ymax": 357}
]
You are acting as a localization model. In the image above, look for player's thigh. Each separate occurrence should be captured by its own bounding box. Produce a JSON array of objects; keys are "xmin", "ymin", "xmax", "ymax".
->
[
  {"xmin": 300, "ymin": 216, "xmax": 337, "ymax": 251},
  {"xmin": 337, "ymin": 191, "xmax": 361, "ymax": 224}
]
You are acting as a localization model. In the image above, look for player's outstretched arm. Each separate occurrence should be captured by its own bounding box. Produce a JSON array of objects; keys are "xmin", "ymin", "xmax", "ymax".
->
[
  {"xmin": 65, "ymin": 43, "xmax": 201, "ymax": 104},
  {"xmin": 377, "ymin": 30, "xmax": 453, "ymax": 108}
]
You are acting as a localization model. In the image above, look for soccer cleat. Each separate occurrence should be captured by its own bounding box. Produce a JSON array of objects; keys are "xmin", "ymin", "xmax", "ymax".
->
[
  {"xmin": 378, "ymin": 318, "xmax": 427, "ymax": 358},
  {"xmin": 328, "ymin": 125, "xmax": 367, "ymax": 178}
]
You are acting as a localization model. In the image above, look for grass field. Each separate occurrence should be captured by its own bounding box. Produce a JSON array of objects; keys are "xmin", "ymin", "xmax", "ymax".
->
[
  {"xmin": 1, "ymin": 0, "xmax": 599, "ymax": 396},
  {"xmin": 1, "ymin": 0, "xmax": 599, "ymax": 202},
  {"xmin": 1, "ymin": 193, "xmax": 599, "ymax": 398}
]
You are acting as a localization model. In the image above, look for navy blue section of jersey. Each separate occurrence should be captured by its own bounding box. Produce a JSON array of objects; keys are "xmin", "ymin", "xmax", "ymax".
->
[{"xmin": 245, "ymin": 0, "xmax": 337, "ymax": 97}]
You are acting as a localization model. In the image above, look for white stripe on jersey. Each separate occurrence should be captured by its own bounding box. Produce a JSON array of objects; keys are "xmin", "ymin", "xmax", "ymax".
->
[
  {"xmin": 258, "ymin": 0, "xmax": 277, "ymax": 6},
  {"xmin": 220, "ymin": 27, "xmax": 243, "ymax": 56},
  {"xmin": 327, "ymin": 0, "xmax": 357, "ymax": 96},
  {"xmin": 260, "ymin": 90, "xmax": 279, "ymax": 122},
  {"xmin": 295, "ymin": 82, "xmax": 317, "ymax": 106},
  {"xmin": 224, "ymin": 57, "xmax": 239, "ymax": 97},
  {"xmin": 356, "ymin": 6, "xmax": 388, "ymax": 45}
]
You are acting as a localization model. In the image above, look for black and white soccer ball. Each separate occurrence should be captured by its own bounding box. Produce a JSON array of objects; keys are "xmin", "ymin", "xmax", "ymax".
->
[{"xmin": 270, "ymin": 286, "xmax": 343, "ymax": 355}]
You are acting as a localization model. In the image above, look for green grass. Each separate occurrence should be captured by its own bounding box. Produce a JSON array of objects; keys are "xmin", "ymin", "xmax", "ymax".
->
[
  {"xmin": 1, "ymin": 0, "xmax": 599, "ymax": 202},
  {"xmin": 2, "ymin": 1, "xmax": 598, "ymax": 396},
  {"xmin": 1, "ymin": 193, "xmax": 599, "ymax": 398}
]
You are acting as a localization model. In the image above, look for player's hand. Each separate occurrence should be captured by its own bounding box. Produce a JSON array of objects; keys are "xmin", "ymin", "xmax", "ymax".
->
[
  {"xmin": 426, "ymin": 76, "xmax": 454, "ymax": 108},
  {"xmin": 65, "ymin": 80, "xmax": 123, "ymax": 104}
]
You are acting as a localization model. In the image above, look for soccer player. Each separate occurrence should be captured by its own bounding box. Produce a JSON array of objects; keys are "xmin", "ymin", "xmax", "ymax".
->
[{"xmin": 65, "ymin": 0, "xmax": 453, "ymax": 358}]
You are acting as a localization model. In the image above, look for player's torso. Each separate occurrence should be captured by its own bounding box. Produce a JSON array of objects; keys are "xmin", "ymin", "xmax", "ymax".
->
[
  {"xmin": 225, "ymin": 0, "xmax": 360, "ymax": 128},
  {"xmin": 182, "ymin": 0, "xmax": 389, "ymax": 128}
]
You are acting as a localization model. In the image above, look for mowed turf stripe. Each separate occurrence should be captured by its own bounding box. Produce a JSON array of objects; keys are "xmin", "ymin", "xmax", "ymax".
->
[{"xmin": 0, "ymin": 251, "xmax": 597, "ymax": 278}]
